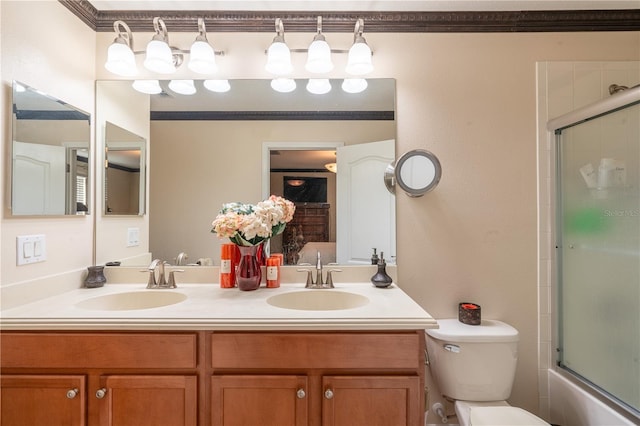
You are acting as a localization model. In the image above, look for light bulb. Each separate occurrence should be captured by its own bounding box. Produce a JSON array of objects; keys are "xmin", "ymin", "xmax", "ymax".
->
[
  {"xmin": 105, "ymin": 42, "xmax": 137, "ymax": 76},
  {"xmin": 144, "ymin": 39, "xmax": 175, "ymax": 74},
  {"xmin": 345, "ymin": 40, "xmax": 373, "ymax": 75},
  {"xmin": 188, "ymin": 39, "xmax": 217, "ymax": 74},
  {"xmin": 265, "ymin": 41, "xmax": 293, "ymax": 75},
  {"xmin": 305, "ymin": 37, "xmax": 333, "ymax": 73}
]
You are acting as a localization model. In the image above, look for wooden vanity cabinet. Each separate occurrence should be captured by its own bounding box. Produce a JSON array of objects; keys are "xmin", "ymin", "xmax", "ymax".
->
[
  {"xmin": 1, "ymin": 330, "xmax": 425, "ymax": 426},
  {"xmin": 0, "ymin": 332, "xmax": 199, "ymax": 426},
  {"xmin": 209, "ymin": 331, "xmax": 425, "ymax": 426},
  {"xmin": 0, "ymin": 374, "xmax": 86, "ymax": 426}
]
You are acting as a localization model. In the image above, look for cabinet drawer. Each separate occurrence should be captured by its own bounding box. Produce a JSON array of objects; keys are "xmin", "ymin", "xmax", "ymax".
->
[
  {"xmin": 0, "ymin": 332, "xmax": 197, "ymax": 369},
  {"xmin": 211, "ymin": 332, "xmax": 421, "ymax": 370}
]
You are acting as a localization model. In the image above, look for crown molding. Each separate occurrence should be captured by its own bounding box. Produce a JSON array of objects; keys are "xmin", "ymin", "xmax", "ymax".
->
[{"xmin": 60, "ymin": 0, "xmax": 640, "ymax": 33}]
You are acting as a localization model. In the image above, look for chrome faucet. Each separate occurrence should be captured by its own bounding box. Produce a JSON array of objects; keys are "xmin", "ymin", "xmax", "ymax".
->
[
  {"xmin": 144, "ymin": 259, "xmax": 182, "ymax": 289},
  {"xmin": 298, "ymin": 252, "xmax": 341, "ymax": 289}
]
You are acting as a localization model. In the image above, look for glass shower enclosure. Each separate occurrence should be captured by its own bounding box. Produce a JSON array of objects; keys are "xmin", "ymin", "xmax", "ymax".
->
[{"xmin": 553, "ymin": 88, "xmax": 639, "ymax": 416}]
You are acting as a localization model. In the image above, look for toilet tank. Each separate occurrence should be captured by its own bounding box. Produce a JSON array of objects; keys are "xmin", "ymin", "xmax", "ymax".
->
[{"xmin": 425, "ymin": 319, "xmax": 519, "ymax": 401}]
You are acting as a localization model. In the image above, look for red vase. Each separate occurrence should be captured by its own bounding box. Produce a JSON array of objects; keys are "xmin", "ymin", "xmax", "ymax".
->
[{"xmin": 236, "ymin": 244, "xmax": 262, "ymax": 291}]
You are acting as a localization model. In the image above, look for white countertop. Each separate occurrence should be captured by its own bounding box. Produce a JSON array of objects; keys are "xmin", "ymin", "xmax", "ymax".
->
[{"xmin": 0, "ymin": 282, "xmax": 437, "ymax": 331}]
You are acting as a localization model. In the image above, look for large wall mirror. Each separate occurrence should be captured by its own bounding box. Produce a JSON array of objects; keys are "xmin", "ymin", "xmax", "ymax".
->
[
  {"xmin": 11, "ymin": 81, "xmax": 91, "ymax": 215},
  {"xmin": 95, "ymin": 79, "xmax": 395, "ymax": 266},
  {"xmin": 104, "ymin": 122, "xmax": 146, "ymax": 215}
]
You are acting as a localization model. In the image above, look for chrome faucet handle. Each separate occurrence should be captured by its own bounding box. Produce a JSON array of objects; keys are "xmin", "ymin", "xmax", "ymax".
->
[
  {"xmin": 144, "ymin": 259, "xmax": 162, "ymax": 288},
  {"xmin": 156, "ymin": 261, "xmax": 169, "ymax": 288},
  {"xmin": 297, "ymin": 269, "xmax": 315, "ymax": 288},
  {"xmin": 167, "ymin": 269, "xmax": 184, "ymax": 288},
  {"xmin": 324, "ymin": 269, "xmax": 342, "ymax": 288}
]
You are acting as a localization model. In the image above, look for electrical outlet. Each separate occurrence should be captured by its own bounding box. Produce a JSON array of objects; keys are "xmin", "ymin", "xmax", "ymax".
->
[
  {"xmin": 127, "ymin": 227, "xmax": 140, "ymax": 247},
  {"xmin": 17, "ymin": 234, "xmax": 46, "ymax": 265}
]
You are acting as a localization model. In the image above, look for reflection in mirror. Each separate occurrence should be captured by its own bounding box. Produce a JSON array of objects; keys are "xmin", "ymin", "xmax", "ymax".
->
[
  {"xmin": 104, "ymin": 122, "xmax": 146, "ymax": 215},
  {"xmin": 395, "ymin": 149, "xmax": 442, "ymax": 197},
  {"xmin": 96, "ymin": 79, "xmax": 395, "ymax": 266},
  {"xmin": 11, "ymin": 81, "xmax": 91, "ymax": 215}
]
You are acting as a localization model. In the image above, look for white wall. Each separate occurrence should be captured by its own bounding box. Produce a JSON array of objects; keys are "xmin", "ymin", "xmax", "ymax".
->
[
  {"xmin": 0, "ymin": 0, "xmax": 639, "ymax": 417},
  {"xmin": 1, "ymin": 1, "xmax": 95, "ymax": 287}
]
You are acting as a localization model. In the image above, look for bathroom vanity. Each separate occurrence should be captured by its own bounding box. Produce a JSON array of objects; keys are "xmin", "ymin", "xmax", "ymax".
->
[{"xmin": 0, "ymin": 280, "xmax": 436, "ymax": 426}]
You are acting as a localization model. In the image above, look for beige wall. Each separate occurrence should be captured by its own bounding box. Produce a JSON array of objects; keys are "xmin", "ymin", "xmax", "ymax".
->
[
  {"xmin": 1, "ymin": 0, "xmax": 639, "ymax": 418},
  {"xmin": 1, "ymin": 1, "xmax": 95, "ymax": 286}
]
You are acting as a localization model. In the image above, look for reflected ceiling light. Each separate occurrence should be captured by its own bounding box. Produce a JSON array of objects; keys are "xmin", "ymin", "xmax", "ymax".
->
[
  {"xmin": 325, "ymin": 163, "xmax": 337, "ymax": 173},
  {"xmin": 168, "ymin": 79, "xmax": 196, "ymax": 95},
  {"xmin": 265, "ymin": 18, "xmax": 293, "ymax": 76},
  {"xmin": 132, "ymin": 79, "xmax": 162, "ymax": 94},
  {"xmin": 188, "ymin": 18, "xmax": 217, "ymax": 74},
  {"xmin": 105, "ymin": 20, "xmax": 137, "ymax": 77},
  {"xmin": 346, "ymin": 18, "xmax": 373, "ymax": 76},
  {"xmin": 286, "ymin": 179, "xmax": 306, "ymax": 187},
  {"xmin": 305, "ymin": 16, "xmax": 333, "ymax": 74},
  {"xmin": 341, "ymin": 78, "xmax": 368, "ymax": 94},
  {"xmin": 144, "ymin": 17, "xmax": 177, "ymax": 74},
  {"xmin": 271, "ymin": 78, "xmax": 297, "ymax": 93},
  {"xmin": 306, "ymin": 79, "xmax": 332, "ymax": 95},
  {"xmin": 204, "ymin": 79, "xmax": 231, "ymax": 93}
]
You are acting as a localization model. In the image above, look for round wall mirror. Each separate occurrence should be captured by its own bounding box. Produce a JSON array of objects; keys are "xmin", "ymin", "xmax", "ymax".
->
[{"xmin": 395, "ymin": 149, "xmax": 442, "ymax": 197}]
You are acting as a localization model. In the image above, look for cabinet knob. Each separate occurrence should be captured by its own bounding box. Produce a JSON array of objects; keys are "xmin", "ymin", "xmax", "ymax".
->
[
  {"xmin": 296, "ymin": 389, "xmax": 306, "ymax": 399},
  {"xmin": 324, "ymin": 389, "xmax": 334, "ymax": 399},
  {"xmin": 66, "ymin": 388, "xmax": 78, "ymax": 399},
  {"xmin": 95, "ymin": 388, "xmax": 107, "ymax": 399}
]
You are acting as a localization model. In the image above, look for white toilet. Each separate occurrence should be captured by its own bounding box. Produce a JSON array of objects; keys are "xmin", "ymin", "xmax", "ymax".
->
[{"xmin": 425, "ymin": 319, "xmax": 550, "ymax": 426}]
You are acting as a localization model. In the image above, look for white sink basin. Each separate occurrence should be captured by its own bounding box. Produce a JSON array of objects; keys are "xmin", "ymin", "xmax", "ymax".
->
[
  {"xmin": 267, "ymin": 290, "xmax": 369, "ymax": 311},
  {"xmin": 76, "ymin": 291, "xmax": 187, "ymax": 311}
]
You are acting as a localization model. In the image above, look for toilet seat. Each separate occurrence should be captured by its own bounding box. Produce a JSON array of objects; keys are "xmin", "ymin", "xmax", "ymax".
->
[{"xmin": 455, "ymin": 401, "xmax": 550, "ymax": 426}]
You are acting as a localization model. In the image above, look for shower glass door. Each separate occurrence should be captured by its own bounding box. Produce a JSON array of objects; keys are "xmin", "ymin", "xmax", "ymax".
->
[{"xmin": 556, "ymin": 100, "xmax": 640, "ymax": 415}]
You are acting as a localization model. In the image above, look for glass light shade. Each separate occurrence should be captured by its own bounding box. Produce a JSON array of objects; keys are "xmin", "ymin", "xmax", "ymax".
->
[
  {"xmin": 325, "ymin": 163, "xmax": 337, "ymax": 173},
  {"xmin": 105, "ymin": 42, "xmax": 137, "ymax": 76},
  {"xmin": 144, "ymin": 39, "xmax": 176, "ymax": 74},
  {"xmin": 265, "ymin": 41, "xmax": 293, "ymax": 75},
  {"xmin": 168, "ymin": 79, "xmax": 196, "ymax": 95},
  {"xmin": 271, "ymin": 78, "xmax": 297, "ymax": 93},
  {"xmin": 345, "ymin": 41, "xmax": 373, "ymax": 75},
  {"xmin": 306, "ymin": 79, "xmax": 332, "ymax": 95},
  {"xmin": 132, "ymin": 79, "xmax": 162, "ymax": 94},
  {"xmin": 204, "ymin": 79, "xmax": 231, "ymax": 93},
  {"xmin": 341, "ymin": 78, "xmax": 368, "ymax": 94},
  {"xmin": 188, "ymin": 40, "xmax": 217, "ymax": 74},
  {"xmin": 305, "ymin": 39, "xmax": 333, "ymax": 73}
]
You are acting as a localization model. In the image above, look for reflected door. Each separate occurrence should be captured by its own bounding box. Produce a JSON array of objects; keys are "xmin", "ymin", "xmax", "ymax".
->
[
  {"xmin": 12, "ymin": 141, "xmax": 65, "ymax": 215},
  {"xmin": 336, "ymin": 139, "xmax": 395, "ymax": 264}
]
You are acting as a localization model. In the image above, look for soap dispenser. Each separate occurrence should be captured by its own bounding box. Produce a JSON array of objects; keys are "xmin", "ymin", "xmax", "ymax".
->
[
  {"xmin": 371, "ymin": 248, "xmax": 379, "ymax": 265},
  {"xmin": 371, "ymin": 252, "xmax": 393, "ymax": 288}
]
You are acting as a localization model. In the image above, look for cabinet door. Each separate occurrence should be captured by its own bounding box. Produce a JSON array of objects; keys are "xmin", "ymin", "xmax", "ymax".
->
[
  {"xmin": 0, "ymin": 374, "xmax": 86, "ymax": 426},
  {"xmin": 321, "ymin": 376, "xmax": 421, "ymax": 426},
  {"xmin": 97, "ymin": 375, "xmax": 197, "ymax": 426},
  {"xmin": 211, "ymin": 375, "xmax": 308, "ymax": 426}
]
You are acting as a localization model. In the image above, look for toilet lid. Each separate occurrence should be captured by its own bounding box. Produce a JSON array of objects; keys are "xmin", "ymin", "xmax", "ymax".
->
[{"xmin": 470, "ymin": 406, "xmax": 549, "ymax": 426}]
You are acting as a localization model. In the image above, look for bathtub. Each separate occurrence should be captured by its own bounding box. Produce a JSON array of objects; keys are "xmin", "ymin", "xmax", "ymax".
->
[{"xmin": 548, "ymin": 369, "xmax": 638, "ymax": 426}]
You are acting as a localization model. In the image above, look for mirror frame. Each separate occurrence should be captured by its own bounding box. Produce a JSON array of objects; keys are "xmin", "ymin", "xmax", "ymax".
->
[{"xmin": 395, "ymin": 149, "xmax": 442, "ymax": 197}]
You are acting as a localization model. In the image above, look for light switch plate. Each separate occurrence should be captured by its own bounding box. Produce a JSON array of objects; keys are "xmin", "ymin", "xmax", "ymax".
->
[
  {"xmin": 17, "ymin": 234, "xmax": 46, "ymax": 265},
  {"xmin": 127, "ymin": 227, "xmax": 140, "ymax": 247}
]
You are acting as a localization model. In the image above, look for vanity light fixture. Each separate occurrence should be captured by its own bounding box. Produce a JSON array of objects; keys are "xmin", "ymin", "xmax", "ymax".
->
[
  {"xmin": 188, "ymin": 18, "xmax": 217, "ymax": 74},
  {"xmin": 305, "ymin": 17, "xmax": 333, "ymax": 74},
  {"xmin": 132, "ymin": 79, "xmax": 162, "ymax": 94},
  {"xmin": 204, "ymin": 79, "xmax": 231, "ymax": 93},
  {"xmin": 341, "ymin": 78, "xmax": 368, "ymax": 94},
  {"xmin": 144, "ymin": 17, "xmax": 177, "ymax": 74},
  {"xmin": 168, "ymin": 79, "xmax": 196, "ymax": 95},
  {"xmin": 271, "ymin": 78, "xmax": 297, "ymax": 93},
  {"xmin": 346, "ymin": 18, "xmax": 373, "ymax": 76},
  {"xmin": 286, "ymin": 179, "xmax": 306, "ymax": 187},
  {"xmin": 265, "ymin": 18, "xmax": 293, "ymax": 76},
  {"xmin": 105, "ymin": 20, "xmax": 137, "ymax": 77},
  {"xmin": 306, "ymin": 78, "xmax": 332, "ymax": 95}
]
